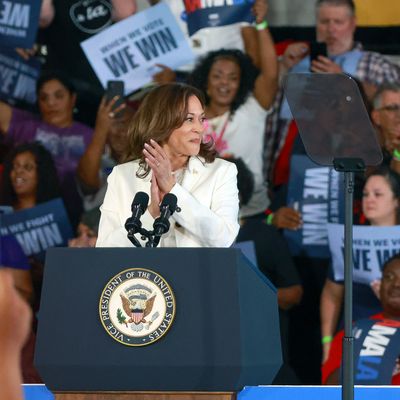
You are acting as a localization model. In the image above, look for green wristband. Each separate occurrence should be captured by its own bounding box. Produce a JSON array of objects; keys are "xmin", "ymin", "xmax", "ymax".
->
[
  {"xmin": 255, "ymin": 20, "xmax": 268, "ymax": 31},
  {"xmin": 266, "ymin": 213, "xmax": 274, "ymax": 225},
  {"xmin": 321, "ymin": 335, "xmax": 333, "ymax": 344},
  {"xmin": 393, "ymin": 149, "xmax": 400, "ymax": 161}
]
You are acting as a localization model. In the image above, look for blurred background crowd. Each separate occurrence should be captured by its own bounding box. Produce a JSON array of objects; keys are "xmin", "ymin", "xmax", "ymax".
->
[{"xmin": 1, "ymin": 0, "xmax": 400, "ymax": 387}]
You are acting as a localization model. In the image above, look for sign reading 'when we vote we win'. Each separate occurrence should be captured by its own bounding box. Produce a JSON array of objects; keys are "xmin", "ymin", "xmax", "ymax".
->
[
  {"xmin": 81, "ymin": 3, "xmax": 195, "ymax": 95},
  {"xmin": 328, "ymin": 223, "xmax": 400, "ymax": 285}
]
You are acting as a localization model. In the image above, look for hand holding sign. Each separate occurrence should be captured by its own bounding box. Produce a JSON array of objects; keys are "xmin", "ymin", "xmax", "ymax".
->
[
  {"xmin": 273, "ymin": 206, "xmax": 302, "ymax": 230},
  {"xmin": 152, "ymin": 63, "xmax": 176, "ymax": 84},
  {"xmin": 81, "ymin": 3, "xmax": 194, "ymax": 95}
]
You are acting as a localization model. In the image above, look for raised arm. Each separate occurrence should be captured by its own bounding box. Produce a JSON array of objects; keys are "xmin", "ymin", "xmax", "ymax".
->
[
  {"xmin": 0, "ymin": 101, "xmax": 12, "ymax": 135},
  {"xmin": 77, "ymin": 97, "xmax": 124, "ymax": 191},
  {"xmin": 241, "ymin": 25, "xmax": 260, "ymax": 68},
  {"xmin": 0, "ymin": 269, "xmax": 32, "ymax": 400},
  {"xmin": 39, "ymin": 0, "xmax": 55, "ymax": 28},
  {"xmin": 252, "ymin": 0, "xmax": 278, "ymax": 110},
  {"xmin": 320, "ymin": 278, "xmax": 344, "ymax": 362}
]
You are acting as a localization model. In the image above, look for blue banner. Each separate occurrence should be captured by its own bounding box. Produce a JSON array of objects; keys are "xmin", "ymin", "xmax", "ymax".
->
[
  {"xmin": 0, "ymin": 48, "xmax": 40, "ymax": 105},
  {"xmin": 0, "ymin": 0, "xmax": 41, "ymax": 49},
  {"xmin": 0, "ymin": 199, "xmax": 73, "ymax": 261},
  {"xmin": 239, "ymin": 385, "xmax": 400, "ymax": 400},
  {"xmin": 352, "ymin": 319, "xmax": 400, "ymax": 384},
  {"xmin": 184, "ymin": 0, "xmax": 255, "ymax": 36},
  {"xmin": 285, "ymin": 155, "xmax": 344, "ymax": 258}
]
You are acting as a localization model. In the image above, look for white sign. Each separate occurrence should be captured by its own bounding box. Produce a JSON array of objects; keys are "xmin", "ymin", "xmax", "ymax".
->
[
  {"xmin": 328, "ymin": 223, "xmax": 400, "ymax": 284},
  {"xmin": 80, "ymin": 3, "xmax": 195, "ymax": 94}
]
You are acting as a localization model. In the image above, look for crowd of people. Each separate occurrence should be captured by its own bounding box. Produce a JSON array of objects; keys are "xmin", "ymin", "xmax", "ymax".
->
[{"xmin": 1, "ymin": 0, "xmax": 400, "ymax": 390}]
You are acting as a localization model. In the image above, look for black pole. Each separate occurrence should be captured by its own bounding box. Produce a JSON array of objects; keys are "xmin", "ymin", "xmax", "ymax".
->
[{"xmin": 342, "ymin": 170, "xmax": 354, "ymax": 400}]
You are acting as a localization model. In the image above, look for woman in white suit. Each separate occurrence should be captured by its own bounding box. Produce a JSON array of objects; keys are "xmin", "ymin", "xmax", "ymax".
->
[{"xmin": 96, "ymin": 83, "xmax": 240, "ymax": 248}]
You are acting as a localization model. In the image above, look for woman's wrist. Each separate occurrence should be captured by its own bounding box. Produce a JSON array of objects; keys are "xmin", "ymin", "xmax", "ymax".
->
[
  {"xmin": 321, "ymin": 335, "xmax": 333, "ymax": 344},
  {"xmin": 255, "ymin": 20, "xmax": 268, "ymax": 31},
  {"xmin": 393, "ymin": 148, "xmax": 400, "ymax": 161}
]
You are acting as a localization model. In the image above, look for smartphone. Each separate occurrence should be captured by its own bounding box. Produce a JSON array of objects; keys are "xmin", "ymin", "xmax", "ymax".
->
[
  {"xmin": 309, "ymin": 41, "xmax": 327, "ymax": 71},
  {"xmin": 105, "ymin": 80, "xmax": 125, "ymax": 112}
]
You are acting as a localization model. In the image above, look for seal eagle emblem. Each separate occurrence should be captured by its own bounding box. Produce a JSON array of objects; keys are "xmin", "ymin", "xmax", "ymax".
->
[{"xmin": 99, "ymin": 268, "xmax": 175, "ymax": 346}]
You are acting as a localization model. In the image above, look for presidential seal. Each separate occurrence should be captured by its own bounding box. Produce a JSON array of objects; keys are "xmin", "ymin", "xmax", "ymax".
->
[{"xmin": 99, "ymin": 268, "xmax": 175, "ymax": 346}]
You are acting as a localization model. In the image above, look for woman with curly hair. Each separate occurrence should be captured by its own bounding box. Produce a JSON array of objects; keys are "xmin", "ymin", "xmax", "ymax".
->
[
  {"xmin": 188, "ymin": 0, "xmax": 278, "ymax": 218},
  {"xmin": 0, "ymin": 142, "xmax": 62, "ymax": 383},
  {"xmin": 320, "ymin": 166, "xmax": 400, "ymax": 363},
  {"xmin": 1, "ymin": 142, "xmax": 61, "ymax": 210}
]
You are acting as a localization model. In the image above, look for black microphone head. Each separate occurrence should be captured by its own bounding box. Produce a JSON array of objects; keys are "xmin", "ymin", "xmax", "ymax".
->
[
  {"xmin": 160, "ymin": 193, "xmax": 177, "ymax": 213},
  {"xmin": 132, "ymin": 192, "xmax": 149, "ymax": 213}
]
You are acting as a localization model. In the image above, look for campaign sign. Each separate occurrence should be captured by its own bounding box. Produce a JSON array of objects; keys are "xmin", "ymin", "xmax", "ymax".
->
[
  {"xmin": 81, "ymin": 3, "xmax": 195, "ymax": 95},
  {"xmin": 0, "ymin": 0, "xmax": 41, "ymax": 49},
  {"xmin": 284, "ymin": 155, "xmax": 344, "ymax": 258},
  {"xmin": 0, "ymin": 199, "xmax": 73, "ymax": 261},
  {"xmin": 0, "ymin": 48, "xmax": 40, "ymax": 105},
  {"xmin": 184, "ymin": 0, "xmax": 255, "ymax": 36},
  {"xmin": 328, "ymin": 223, "xmax": 400, "ymax": 284},
  {"xmin": 352, "ymin": 319, "xmax": 400, "ymax": 384}
]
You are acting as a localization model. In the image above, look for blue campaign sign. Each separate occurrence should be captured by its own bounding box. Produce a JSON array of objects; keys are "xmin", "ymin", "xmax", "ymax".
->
[
  {"xmin": 239, "ymin": 385, "xmax": 400, "ymax": 400},
  {"xmin": 0, "ymin": 199, "xmax": 73, "ymax": 261},
  {"xmin": 0, "ymin": 47, "xmax": 40, "ymax": 105},
  {"xmin": 285, "ymin": 155, "xmax": 344, "ymax": 258},
  {"xmin": 184, "ymin": 0, "xmax": 255, "ymax": 36},
  {"xmin": 0, "ymin": 0, "xmax": 41, "ymax": 49}
]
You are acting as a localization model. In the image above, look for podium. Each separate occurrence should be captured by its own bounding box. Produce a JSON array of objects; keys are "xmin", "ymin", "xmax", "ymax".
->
[{"xmin": 35, "ymin": 248, "xmax": 282, "ymax": 399}]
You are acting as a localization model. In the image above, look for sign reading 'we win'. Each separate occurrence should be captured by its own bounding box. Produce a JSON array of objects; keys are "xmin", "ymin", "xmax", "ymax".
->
[{"xmin": 81, "ymin": 3, "xmax": 194, "ymax": 95}]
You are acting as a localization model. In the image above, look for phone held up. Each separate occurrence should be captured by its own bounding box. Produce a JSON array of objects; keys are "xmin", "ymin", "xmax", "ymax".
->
[
  {"xmin": 105, "ymin": 80, "xmax": 125, "ymax": 114},
  {"xmin": 309, "ymin": 41, "xmax": 327, "ymax": 72}
]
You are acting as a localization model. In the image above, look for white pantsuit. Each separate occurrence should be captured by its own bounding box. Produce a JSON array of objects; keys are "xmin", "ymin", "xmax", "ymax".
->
[{"xmin": 96, "ymin": 157, "xmax": 240, "ymax": 248}]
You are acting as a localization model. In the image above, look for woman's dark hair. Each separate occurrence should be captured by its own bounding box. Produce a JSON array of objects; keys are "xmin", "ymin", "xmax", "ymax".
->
[
  {"xmin": 188, "ymin": 49, "xmax": 259, "ymax": 115},
  {"xmin": 225, "ymin": 157, "xmax": 254, "ymax": 206},
  {"xmin": 365, "ymin": 166, "xmax": 400, "ymax": 223},
  {"xmin": 36, "ymin": 71, "xmax": 76, "ymax": 95},
  {"xmin": 1, "ymin": 142, "xmax": 61, "ymax": 206},
  {"xmin": 125, "ymin": 83, "xmax": 217, "ymax": 178}
]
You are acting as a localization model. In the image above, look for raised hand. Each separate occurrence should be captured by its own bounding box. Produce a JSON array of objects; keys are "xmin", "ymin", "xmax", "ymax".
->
[
  {"xmin": 252, "ymin": 0, "xmax": 268, "ymax": 24},
  {"xmin": 281, "ymin": 42, "xmax": 309, "ymax": 70},
  {"xmin": 273, "ymin": 206, "xmax": 302, "ymax": 230},
  {"xmin": 143, "ymin": 139, "xmax": 176, "ymax": 194}
]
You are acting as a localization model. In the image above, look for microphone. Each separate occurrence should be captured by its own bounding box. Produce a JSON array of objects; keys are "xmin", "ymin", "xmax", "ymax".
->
[
  {"xmin": 125, "ymin": 192, "xmax": 149, "ymax": 237},
  {"xmin": 153, "ymin": 193, "xmax": 178, "ymax": 238}
]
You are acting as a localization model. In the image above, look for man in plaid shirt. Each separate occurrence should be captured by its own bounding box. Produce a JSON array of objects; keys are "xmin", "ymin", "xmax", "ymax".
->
[{"xmin": 264, "ymin": 0, "xmax": 400, "ymax": 191}]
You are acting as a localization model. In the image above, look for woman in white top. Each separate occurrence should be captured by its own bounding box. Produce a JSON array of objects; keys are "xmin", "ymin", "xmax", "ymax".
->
[
  {"xmin": 96, "ymin": 83, "xmax": 240, "ymax": 248},
  {"xmin": 188, "ymin": 0, "xmax": 278, "ymax": 217}
]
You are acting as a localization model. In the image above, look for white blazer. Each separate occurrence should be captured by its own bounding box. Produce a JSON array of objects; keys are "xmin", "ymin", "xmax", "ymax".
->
[{"xmin": 96, "ymin": 157, "xmax": 240, "ymax": 248}]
